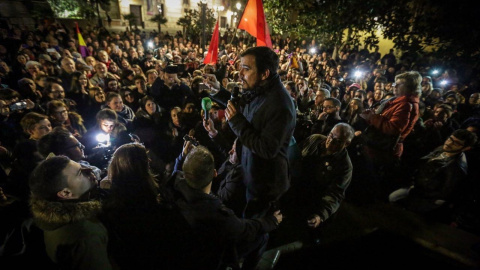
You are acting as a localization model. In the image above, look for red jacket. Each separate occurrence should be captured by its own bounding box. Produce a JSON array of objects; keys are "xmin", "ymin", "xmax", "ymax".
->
[{"xmin": 368, "ymin": 95, "xmax": 419, "ymax": 157}]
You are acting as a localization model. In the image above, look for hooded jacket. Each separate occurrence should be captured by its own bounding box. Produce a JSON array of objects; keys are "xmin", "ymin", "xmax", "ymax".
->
[{"xmin": 30, "ymin": 198, "xmax": 111, "ymax": 270}]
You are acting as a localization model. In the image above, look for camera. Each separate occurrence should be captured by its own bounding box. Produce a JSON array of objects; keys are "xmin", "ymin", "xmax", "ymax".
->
[
  {"xmin": 9, "ymin": 101, "xmax": 27, "ymax": 111},
  {"xmin": 199, "ymin": 83, "xmax": 210, "ymax": 92},
  {"xmin": 183, "ymin": 135, "xmax": 199, "ymax": 146}
]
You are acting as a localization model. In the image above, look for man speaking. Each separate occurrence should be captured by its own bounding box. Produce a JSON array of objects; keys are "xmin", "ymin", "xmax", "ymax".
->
[{"xmin": 225, "ymin": 46, "xmax": 296, "ymax": 218}]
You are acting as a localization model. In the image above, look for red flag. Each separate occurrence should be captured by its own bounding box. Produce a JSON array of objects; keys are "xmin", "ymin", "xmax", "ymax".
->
[
  {"xmin": 203, "ymin": 20, "xmax": 220, "ymax": 65},
  {"xmin": 237, "ymin": 0, "xmax": 272, "ymax": 48}
]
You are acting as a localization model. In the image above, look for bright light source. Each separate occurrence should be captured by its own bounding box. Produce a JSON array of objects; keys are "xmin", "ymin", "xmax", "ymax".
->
[
  {"xmin": 354, "ymin": 71, "xmax": 363, "ymax": 78},
  {"xmin": 236, "ymin": 2, "xmax": 241, "ymax": 10},
  {"xmin": 440, "ymin": 80, "xmax": 448, "ymax": 86},
  {"xmin": 148, "ymin": 41, "xmax": 154, "ymax": 48},
  {"xmin": 96, "ymin": 133, "xmax": 109, "ymax": 143},
  {"xmin": 309, "ymin": 48, "xmax": 317, "ymax": 54},
  {"xmin": 432, "ymin": 69, "xmax": 439, "ymax": 75}
]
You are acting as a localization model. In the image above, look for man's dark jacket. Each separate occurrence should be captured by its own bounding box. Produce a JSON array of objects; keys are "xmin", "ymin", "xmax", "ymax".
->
[{"xmin": 228, "ymin": 74, "xmax": 296, "ymax": 202}]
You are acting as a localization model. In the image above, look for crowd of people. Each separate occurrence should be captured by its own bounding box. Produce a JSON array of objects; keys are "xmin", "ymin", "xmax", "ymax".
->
[{"xmin": 1, "ymin": 21, "xmax": 480, "ymax": 269}]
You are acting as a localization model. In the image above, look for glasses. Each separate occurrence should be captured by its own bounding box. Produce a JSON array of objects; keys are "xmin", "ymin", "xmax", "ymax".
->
[
  {"xmin": 446, "ymin": 136, "xmax": 464, "ymax": 147},
  {"xmin": 65, "ymin": 142, "xmax": 85, "ymax": 150},
  {"xmin": 323, "ymin": 105, "xmax": 336, "ymax": 109},
  {"xmin": 392, "ymin": 82, "xmax": 405, "ymax": 88},
  {"xmin": 327, "ymin": 133, "xmax": 347, "ymax": 146}
]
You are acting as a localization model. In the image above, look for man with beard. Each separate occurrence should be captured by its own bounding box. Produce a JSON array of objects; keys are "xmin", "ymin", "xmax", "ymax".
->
[
  {"xmin": 29, "ymin": 155, "xmax": 111, "ymax": 269},
  {"xmin": 225, "ymin": 47, "xmax": 296, "ymax": 218},
  {"xmin": 389, "ymin": 129, "xmax": 477, "ymax": 218}
]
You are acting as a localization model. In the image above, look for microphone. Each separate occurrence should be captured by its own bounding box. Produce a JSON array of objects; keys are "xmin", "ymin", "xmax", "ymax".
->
[{"xmin": 201, "ymin": 97, "xmax": 212, "ymax": 120}]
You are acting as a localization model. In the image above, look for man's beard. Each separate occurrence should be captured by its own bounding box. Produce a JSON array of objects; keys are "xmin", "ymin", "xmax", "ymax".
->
[
  {"xmin": 78, "ymin": 185, "xmax": 99, "ymax": 202},
  {"xmin": 242, "ymin": 78, "xmax": 261, "ymax": 92}
]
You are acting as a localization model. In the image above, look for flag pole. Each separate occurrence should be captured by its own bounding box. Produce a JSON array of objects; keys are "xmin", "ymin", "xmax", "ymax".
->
[{"xmin": 229, "ymin": 3, "xmax": 246, "ymax": 46}]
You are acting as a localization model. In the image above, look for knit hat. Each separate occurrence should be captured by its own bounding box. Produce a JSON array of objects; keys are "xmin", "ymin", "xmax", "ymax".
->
[{"xmin": 348, "ymin": 83, "xmax": 362, "ymax": 90}]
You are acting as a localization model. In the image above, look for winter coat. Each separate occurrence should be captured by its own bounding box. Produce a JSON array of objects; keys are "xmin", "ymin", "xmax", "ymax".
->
[
  {"xmin": 228, "ymin": 75, "xmax": 296, "ymax": 203},
  {"xmin": 30, "ymin": 199, "xmax": 111, "ymax": 270},
  {"xmin": 167, "ymin": 172, "xmax": 279, "ymax": 269},
  {"xmin": 367, "ymin": 94, "xmax": 419, "ymax": 157}
]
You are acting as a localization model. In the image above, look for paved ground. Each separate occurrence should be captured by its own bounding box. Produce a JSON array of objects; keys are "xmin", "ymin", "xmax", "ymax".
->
[{"xmin": 258, "ymin": 201, "xmax": 480, "ymax": 269}]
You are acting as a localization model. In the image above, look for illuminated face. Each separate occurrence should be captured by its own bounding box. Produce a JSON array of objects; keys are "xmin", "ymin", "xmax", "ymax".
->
[
  {"xmin": 62, "ymin": 58, "xmax": 76, "ymax": 73},
  {"xmin": 145, "ymin": 100, "xmax": 156, "ymax": 115},
  {"xmin": 434, "ymin": 107, "xmax": 449, "ymax": 122},
  {"xmin": 17, "ymin": 55, "xmax": 27, "ymax": 65},
  {"xmin": 64, "ymin": 136, "xmax": 85, "ymax": 162},
  {"xmin": 27, "ymin": 64, "xmax": 39, "ymax": 77},
  {"xmin": 349, "ymin": 100, "xmax": 359, "ymax": 111},
  {"xmin": 147, "ymin": 72, "xmax": 158, "ymax": 84},
  {"xmin": 135, "ymin": 79, "xmax": 145, "ymax": 92},
  {"xmin": 374, "ymin": 90, "xmax": 384, "ymax": 101},
  {"xmin": 315, "ymin": 91, "xmax": 325, "ymax": 106},
  {"xmin": 469, "ymin": 93, "xmax": 480, "ymax": 105},
  {"xmin": 239, "ymin": 54, "xmax": 261, "ymax": 91},
  {"xmin": 95, "ymin": 63, "xmax": 107, "ymax": 78},
  {"xmin": 322, "ymin": 100, "xmax": 337, "ymax": 115},
  {"xmin": 124, "ymin": 92, "xmax": 135, "ymax": 103},
  {"xmin": 79, "ymin": 74, "xmax": 88, "ymax": 87},
  {"xmin": 443, "ymin": 135, "xmax": 465, "ymax": 154},
  {"xmin": 29, "ymin": 119, "xmax": 52, "ymax": 140},
  {"xmin": 98, "ymin": 51, "xmax": 109, "ymax": 63},
  {"xmin": 62, "ymin": 160, "xmax": 96, "ymax": 198},
  {"xmin": 228, "ymin": 139, "xmax": 238, "ymax": 164},
  {"xmin": 49, "ymin": 83, "xmax": 65, "ymax": 99},
  {"xmin": 325, "ymin": 126, "xmax": 349, "ymax": 155},
  {"xmin": 374, "ymin": 82, "xmax": 384, "ymax": 92},
  {"xmin": 121, "ymin": 59, "xmax": 130, "ymax": 69},
  {"xmin": 100, "ymin": 119, "xmax": 115, "ymax": 134},
  {"xmin": 94, "ymin": 90, "xmax": 106, "ymax": 103},
  {"xmin": 52, "ymin": 106, "xmax": 68, "ymax": 123},
  {"xmin": 164, "ymin": 73, "xmax": 177, "ymax": 87},
  {"xmin": 170, "ymin": 108, "xmax": 181, "ymax": 127},
  {"xmin": 107, "ymin": 96, "xmax": 124, "ymax": 112},
  {"xmin": 393, "ymin": 79, "xmax": 407, "ymax": 97},
  {"xmin": 107, "ymin": 80, "xmax": 118, "ymax": 91},
  {"xmin": 86, "ymin": 57, "xmax": 96, "ymax": 67}
]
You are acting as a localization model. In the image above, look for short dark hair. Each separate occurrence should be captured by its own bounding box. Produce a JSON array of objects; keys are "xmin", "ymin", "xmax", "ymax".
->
[
  {"xmin": 324, "ymin": 97, "xmax": 341, "ymax": 108},
  {"xmin": 105, "ymin": 92, "xmax": 121, "ymax": 104},
  {"xmin": 182, "ymin": 146, "xmax": 215, "ymax": 189},
  {"xmin": 47, "ymin": 100, "xmax": 67, "ymax": 116},
  {"xmin": 29, "ymin": 155, "xmax": 71, "ymax": 200},
  {"xmin": 96, "ymin": 108, "xmax": 118, "ymax": 124},
  {"xmin": 451, "ymin": 129, "xmax": 477, "ymax": 148},
  {"xmin": 240, "ymin": 47, "xmax": 279, "ymax": 79},
  {"xmin": 140, "ymin": 95, "xmax": 156, "ymax": 111},
  {"xmin": 37, "ymin": 126, "xmax": 72, "ymax": 158}
]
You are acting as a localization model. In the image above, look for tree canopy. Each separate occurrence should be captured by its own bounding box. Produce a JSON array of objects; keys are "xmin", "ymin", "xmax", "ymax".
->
[
  {"xmin": 176, "ymin": 3, "xmax": 216, "ymax": 45},
  {"xmin": 264, "ymin": 0, "xmax": 480, "ymax": 68}
]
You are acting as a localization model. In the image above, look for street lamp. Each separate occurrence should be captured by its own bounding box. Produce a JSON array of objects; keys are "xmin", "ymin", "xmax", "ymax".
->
[{"xmin": 200, "ymin": 0, "xmax": 207, "ymax": 52}]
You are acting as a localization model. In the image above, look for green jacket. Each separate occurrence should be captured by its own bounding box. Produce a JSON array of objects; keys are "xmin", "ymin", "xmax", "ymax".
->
[{"xmin": 30, "ymin": 199, "xmax": 111, "ymax": 270}]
